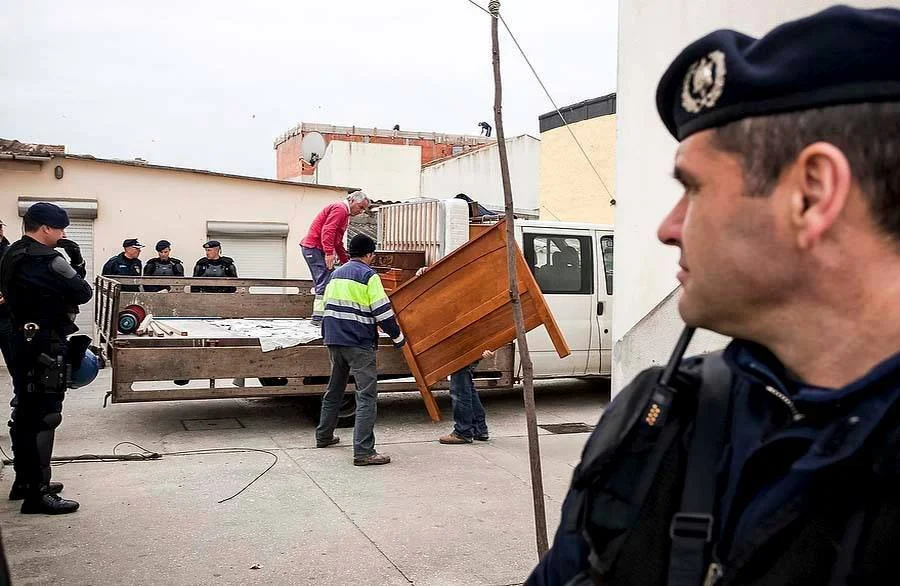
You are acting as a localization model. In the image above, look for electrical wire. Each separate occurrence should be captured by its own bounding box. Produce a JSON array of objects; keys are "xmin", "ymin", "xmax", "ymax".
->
[
  {"xmin": 0, "ymin": 440, "xmax": 278, "ymax": 505},
  {"xmin": 465, "ymin": 0, "xmax": 491, "ymax": 16},
  {"xmin": 465, "ymin": 0, "xmax": 616, "ymax": 205},
  {"xmin": 111, "ymin": 441, "xmax": 279, "ymax": 504}
]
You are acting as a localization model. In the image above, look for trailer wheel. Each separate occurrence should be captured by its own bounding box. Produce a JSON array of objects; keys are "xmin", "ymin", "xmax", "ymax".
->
[
  {"xmin": 305, "ymin": 394, "xmax": 357, "ymax": 428},
  {"xmin": 337, "ymin": 394, "xmax": 357, "ymax": 427},
  {"xmin": 259, "ymin": 377, "xmax": 289, "ymax": 386}
]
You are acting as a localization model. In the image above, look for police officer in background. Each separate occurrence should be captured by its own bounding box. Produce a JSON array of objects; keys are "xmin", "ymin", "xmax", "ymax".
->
[
  {"xmin": 192, "ymin": 240, "xmax": 237, "ymax": 293},
  {"xmin": 101, "ymin": 238, "xmax": 144, "ymax": 292},
  {"xmin": 529, "ymin": 6, "xmax": 900, "ymax": 585},
  {"xmin": 143, "ymin": 239, "xmax": 184, "ymax": 292},
  {"xmin": 0, "ymin": 219, "xmax": 12, "ymax": 375},
  {"xmin": 0, "ymin": 203, "xmax": 92, "ymax": 514}
]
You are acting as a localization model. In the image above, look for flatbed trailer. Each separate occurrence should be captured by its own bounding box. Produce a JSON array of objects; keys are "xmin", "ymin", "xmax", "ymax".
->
[{"xmin": 94, "ymin": 276, "xmax": 515, "ymax": 414}]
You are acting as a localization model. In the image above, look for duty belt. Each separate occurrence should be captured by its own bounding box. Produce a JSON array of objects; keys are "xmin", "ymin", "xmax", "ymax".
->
[{"xmin": 23, "ymin": 322, "xmax": 39, "ymax": 342}]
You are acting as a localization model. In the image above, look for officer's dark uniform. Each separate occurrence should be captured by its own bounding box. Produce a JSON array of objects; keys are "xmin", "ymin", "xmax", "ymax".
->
[
  {"xmin": 102, "ymin": 238, "xmax": 143, "ymax": 292},
  {"xmin": 0, "ymin": 228, "xmax": 12, "ymax": 376},
  {"xmin": 192, "ymin": 240, "xmax": 237, "ymax": 293},
  {"xmin": 0, "ymin": 203, "xmax": 92, "ymax": 515},
  {"xmin": 143, "ymin": 240, "xmax": 184, "ymax": 292},
  {"xmin": 529, "ymin": 7, "xmax": 900, "ymax": 586}
]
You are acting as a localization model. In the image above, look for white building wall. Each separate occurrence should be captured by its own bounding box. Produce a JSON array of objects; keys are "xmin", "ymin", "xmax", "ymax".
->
[
  {"xmin": 420, "ymin": 135, "xmax": 540, "ymax": 215},
  {"xmin": 308, "ymin": 141, "xmax": 422, "ymax": 201},
  {"xmin": 0, "ymin": 157, "xmax": 346, "ymax": 282},
  {"xmin": 614, "ymin": 0, "xmax": 889, "ymax": 393}
]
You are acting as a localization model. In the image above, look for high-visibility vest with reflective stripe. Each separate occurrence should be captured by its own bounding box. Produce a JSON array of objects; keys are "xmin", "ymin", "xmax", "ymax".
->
[{"xmin": 322, "ymin": 260, "xmax": 403, "ymax": 348}]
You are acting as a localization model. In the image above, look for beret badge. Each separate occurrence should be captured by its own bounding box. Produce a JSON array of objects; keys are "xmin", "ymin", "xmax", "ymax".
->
[{"xmin": 681, "ymin": 50, "xmax": 726, "ymax": 114}]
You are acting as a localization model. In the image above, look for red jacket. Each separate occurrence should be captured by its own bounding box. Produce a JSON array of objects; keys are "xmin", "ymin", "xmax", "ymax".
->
[{"xmin": 301, "ymin": 201, "xmax": 350, "ymax": 263}]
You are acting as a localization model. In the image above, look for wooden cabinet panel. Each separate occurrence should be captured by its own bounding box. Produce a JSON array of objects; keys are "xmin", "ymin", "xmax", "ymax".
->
[{"xmin": 390, "ymin": 221, "xmax": 570, "ymax": 420}]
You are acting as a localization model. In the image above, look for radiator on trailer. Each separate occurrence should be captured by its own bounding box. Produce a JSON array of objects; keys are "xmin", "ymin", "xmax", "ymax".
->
[{"xmin": 376, "ymin": 198, "xmax": 470, "ymax": 265}]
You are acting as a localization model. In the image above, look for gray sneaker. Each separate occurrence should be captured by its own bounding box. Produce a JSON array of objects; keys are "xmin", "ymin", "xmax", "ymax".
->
[{"xmin": 353, "ymin": 453, "xmax": 391, "ymax": 466}]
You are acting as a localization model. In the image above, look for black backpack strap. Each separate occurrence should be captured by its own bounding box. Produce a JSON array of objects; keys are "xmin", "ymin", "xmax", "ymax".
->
[{"xmin": 667, "ymin": 353, "xmax": 732, "ymax": 586}]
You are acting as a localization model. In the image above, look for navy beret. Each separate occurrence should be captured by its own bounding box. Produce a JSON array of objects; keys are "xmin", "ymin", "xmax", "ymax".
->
[
  {"xmin": 123, "ymin": 238, "xmax": 144, "ymax": 248},
  {"xmin": 203, "ymin": 240, "xmax": 221, "ymax": 249},
  {"xmin": 348, "ymin": 234, "xmax": 376, "ymax": 258},
  {"xmin": 25, "ymin": 202, "xmax": 69, "ymax": 229},
  {"xmin": 156, "ymin": 239, "xmax": 171, "ymax": 252},
  {"xmin": 657, "ymin": 5, "xmax": 900, "ymax": 140}
]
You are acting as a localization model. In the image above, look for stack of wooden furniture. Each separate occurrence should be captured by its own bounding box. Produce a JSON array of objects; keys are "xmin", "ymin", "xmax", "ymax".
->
[{"xmin": 372, "ymin": 250, "xmax": 426, "ymax": 292}]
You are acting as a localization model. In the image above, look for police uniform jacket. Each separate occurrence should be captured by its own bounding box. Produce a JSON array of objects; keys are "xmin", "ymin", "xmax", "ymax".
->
[
  {"xmin": 192, "ymin": 256, "xmax": 237, "ymax": 293},
  {"xmin": 144, "ymin": 257, "xmax": 184, "ymax": 277},
  {"xmin": 0, "ymin": 236, "xmax": 92, "ymax": 336},
  {"xmin": 0, "ymin": 236, "xmax": 10, "ymax": 319},
  {"xmin": 101, "ymin": 252, "xmax": 142, "ymax": 277},
  {"xmin": 528, "ymin": 340, "xmax": 900, "ymax": 585}
]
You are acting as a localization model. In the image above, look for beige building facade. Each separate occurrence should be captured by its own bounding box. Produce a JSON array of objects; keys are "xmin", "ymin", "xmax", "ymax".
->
[
  {"xmin": 539, "ymin": 94, "xmax": 616, "ymax": 225},
  {"xmin": 0, "ymin": 146, "xmax": 351, "ymax": 333},
  {"xmin": 612, "ymin": 0, "xmax": 888, "ymax": 393}
]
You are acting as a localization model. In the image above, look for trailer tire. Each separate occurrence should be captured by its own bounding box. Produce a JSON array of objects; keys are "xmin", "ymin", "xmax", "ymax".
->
[
  {"xmin": 305, "ymin": 394, "xmax": 357, "ymax": 428},
  {"xmin": 259, "ymin": 377, "xmax": 289, "ymax": 386}
]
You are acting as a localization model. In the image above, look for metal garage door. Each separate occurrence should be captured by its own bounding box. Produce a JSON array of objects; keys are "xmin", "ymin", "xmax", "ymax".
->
[
  {"xmin": 65, "ymin": 218, "xmax": 95, "ymax": 336},
  {"xmin": 212, "ymin": 236, "xmax": 286, "ymax": 280}
]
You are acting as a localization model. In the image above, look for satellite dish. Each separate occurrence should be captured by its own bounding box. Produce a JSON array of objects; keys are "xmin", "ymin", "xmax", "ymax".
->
[{"xmin": 300, "ymin": 132, "xmax": 327, "ymax": 166}]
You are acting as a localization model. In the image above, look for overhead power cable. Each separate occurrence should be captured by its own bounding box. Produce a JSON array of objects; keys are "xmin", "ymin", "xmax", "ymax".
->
[{"xmin": 465, "ymin": 0, "xmax": 616, "ymax": 205}]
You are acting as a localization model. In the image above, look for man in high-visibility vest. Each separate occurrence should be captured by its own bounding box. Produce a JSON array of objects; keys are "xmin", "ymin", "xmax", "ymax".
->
[{"xmin": 315, "ymin": 234, "xmax": 404, "ymax": 466}]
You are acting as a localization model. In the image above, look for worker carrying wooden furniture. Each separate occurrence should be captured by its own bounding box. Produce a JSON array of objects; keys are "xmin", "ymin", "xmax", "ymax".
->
[
  {"xmin": 315, "ymin": 234, "xmax": 404, "ymax": 466},
  {"xmin": 413, "ymin": 265, "xmax": 495, "ymax": 444},
  {"xmin": 300, "ymin": 190, "xmax": 370, "ymax": 325}
]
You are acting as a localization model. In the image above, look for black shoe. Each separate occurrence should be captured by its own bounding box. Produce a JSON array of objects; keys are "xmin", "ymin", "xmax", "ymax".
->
[
  {"xmin": 316, "ymin": 436, "xmax": 340, "ymax": 448},
  {"xmin": 20, "ymin": 492, "xmax": 79, "ymax": 515},
  {"xmin": 9, "ymin": 481, "xmax": 63, "ymax": 501},
  {"xmin": 474, "ymin": 434, "xmax": 490, "ymax": 441}
]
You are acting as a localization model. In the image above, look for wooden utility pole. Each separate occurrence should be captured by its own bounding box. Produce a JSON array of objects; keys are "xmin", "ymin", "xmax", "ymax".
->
[{"xmin": 489, "ymin": 0, "xmax": 549, "ymax": 557}]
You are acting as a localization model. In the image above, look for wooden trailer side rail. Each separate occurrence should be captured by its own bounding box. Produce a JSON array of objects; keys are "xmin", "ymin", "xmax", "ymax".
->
[{"xmin": 94, "ymin": 276, "xmax": 516, "ymax": 417}]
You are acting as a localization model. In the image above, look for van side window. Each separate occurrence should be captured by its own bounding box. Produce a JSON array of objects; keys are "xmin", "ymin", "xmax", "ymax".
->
[
  {"xmin": 523, "ymin": 234, "xmax": 593, "ymax": 294},
  {"xmin": 601, "ymin": 235, "xmax": 613, "ymax": 294}
]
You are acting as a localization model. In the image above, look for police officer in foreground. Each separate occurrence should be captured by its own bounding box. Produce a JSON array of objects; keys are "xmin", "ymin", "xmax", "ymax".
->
[
  {"xmin": 101, "ymin": 238, "xmax": 144, "ymax": 292},
  {"xmin": 191, "ymin": 240, "xmax": 237, "ymax": 293},
  {"xmin": 143, "ymin": 239, "xmax": 184, "ymax": 292},
  {"xmin": 529, "ymin": 6, "xmax": 900, "ymax": 585},
  {"xmin": 0, "ymin": 203, "xmax": 92, "ymax": 514}
]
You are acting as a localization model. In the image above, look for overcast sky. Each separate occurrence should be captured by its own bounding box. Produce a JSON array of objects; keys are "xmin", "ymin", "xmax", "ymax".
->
[{"xmin": 1, "ymin": 0, "xmax": 618, "ymax": 178}]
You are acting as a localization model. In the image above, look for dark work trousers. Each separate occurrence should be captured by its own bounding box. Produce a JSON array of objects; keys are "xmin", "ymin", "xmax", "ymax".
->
[
  {"xmin": 316, "ymin": 346, "xmax": 379, "ymax": 459},
  {"xmin": 449, "ymin": 364, "xmax": 489, "ymax": 439},
  {"xmin": 0, "ymin": 314, "xmax": 14, "ymax": 466},
  {"xmin": 9, "ymin": 331, "xmax": 66, "ymax": 493},
  {"xmin": 301, "ymin": 246, "xmax": 334, "ymax": 323},
  {"xmin": 0, "ymin": 314, "xmax": 12, "ymax": 377}
]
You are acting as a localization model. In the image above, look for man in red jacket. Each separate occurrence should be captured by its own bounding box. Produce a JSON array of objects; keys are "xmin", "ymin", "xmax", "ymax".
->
[{"xmin": 301, "ymin": 190, "xmax": 370, "ymax": 324}]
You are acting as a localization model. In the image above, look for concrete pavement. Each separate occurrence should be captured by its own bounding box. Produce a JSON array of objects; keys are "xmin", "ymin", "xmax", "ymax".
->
[{"xmin": 0, "ymin": 370, "xmax": 608, "ymax": 585}]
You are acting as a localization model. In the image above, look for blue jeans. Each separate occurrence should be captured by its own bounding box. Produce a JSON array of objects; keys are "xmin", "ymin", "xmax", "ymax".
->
[
  {"xmin": 449, "ymin": 364, "xmax": 488, "ymax": 439},
  {"xmin": 316, "ymin": 346, "xmax": 379, "ymax": 459},
  {"xmin": 301, "ymin": 246, "xmax": 334, "ymax": 322}
]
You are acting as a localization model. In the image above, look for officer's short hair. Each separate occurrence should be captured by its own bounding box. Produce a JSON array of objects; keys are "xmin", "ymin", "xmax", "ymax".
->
[
  {"xmin": 22, "ymin": 215, "xmax": 42, "ymax": 233},
  {"xmin": 711, "ymin": 102, "xmax": 900, "ymax": 239}
]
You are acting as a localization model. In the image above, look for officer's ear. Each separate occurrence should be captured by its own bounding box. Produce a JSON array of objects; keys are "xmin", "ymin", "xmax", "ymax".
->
[{"xmin": 789, "ymin": 142, "xmax": 852, "ymax": 249}]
